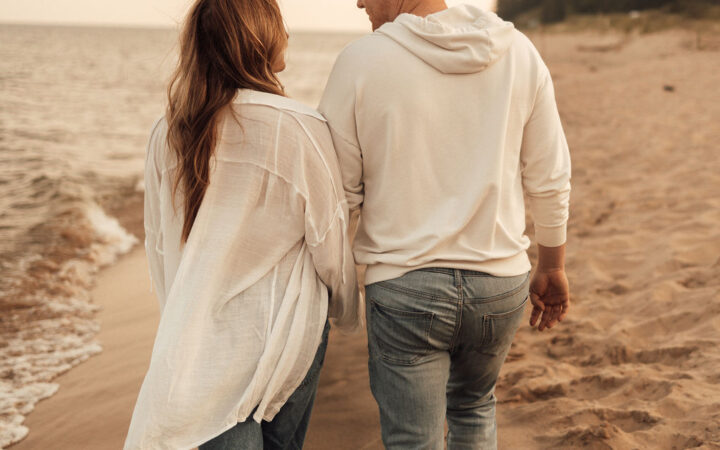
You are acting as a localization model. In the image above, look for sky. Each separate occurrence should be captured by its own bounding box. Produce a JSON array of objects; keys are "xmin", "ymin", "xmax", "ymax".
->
[{"xmin": 0, "ymin": 0, "xmax": 496, "ymax": 31}]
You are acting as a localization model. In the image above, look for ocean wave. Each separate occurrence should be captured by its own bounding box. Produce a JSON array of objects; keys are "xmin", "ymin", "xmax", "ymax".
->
[
  {"xmin": 0, "ymin": 24, "xmax": 360, "ymax": 447},
  {"xmin": 0, "ymin": 202, "xmax": 137, "ymax": 448}
]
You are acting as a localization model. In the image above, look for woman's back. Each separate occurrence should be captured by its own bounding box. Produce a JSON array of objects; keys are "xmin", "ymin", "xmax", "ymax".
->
[
  {"xmin": 146, "ymin": 90, "xmax": 344, "ymax": 307},
  {"xmin": 129, "ymin": 90, "xmax": 359, "ymax": 449}
]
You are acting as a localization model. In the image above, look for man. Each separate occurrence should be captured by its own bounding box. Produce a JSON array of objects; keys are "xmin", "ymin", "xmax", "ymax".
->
[{"xmin": 319, "ymin": 0, "xmax": 571, "ymax": 448}]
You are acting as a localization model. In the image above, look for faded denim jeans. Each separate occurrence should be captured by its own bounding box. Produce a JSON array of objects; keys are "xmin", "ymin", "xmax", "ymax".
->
[
  {"xmin": 365, "ymin": 268, "xmax": 530, "ymax": 450},
  {"xmin": 200, "ymin": 320, "xmax": 331, "ymax": 450}
]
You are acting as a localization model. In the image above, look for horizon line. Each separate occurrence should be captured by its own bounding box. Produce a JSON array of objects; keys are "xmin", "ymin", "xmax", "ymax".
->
[{"xmin": 0, "ymin": 19, "xmax": 370, "ymax": 33}]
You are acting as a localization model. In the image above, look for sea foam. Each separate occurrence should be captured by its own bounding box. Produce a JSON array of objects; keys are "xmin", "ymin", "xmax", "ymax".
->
[{"xmin": 0, "ymin": 203, "xmax": 136, "ymax": 448}]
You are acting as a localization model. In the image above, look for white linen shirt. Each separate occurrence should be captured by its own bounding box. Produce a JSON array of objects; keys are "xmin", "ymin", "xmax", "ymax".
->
[{"xmin": 124, "ymin": 90, "xmax": 360, "ymax": 450}]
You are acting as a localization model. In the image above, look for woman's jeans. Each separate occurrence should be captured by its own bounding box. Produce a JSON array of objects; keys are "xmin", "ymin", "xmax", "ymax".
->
[
  {"xmin": 365, "ymin": 268, "xmax": 530, "ymax": 450},
  {"xmin": 200, "ymin": 320, "xmax": 331, "ymax": 450}
]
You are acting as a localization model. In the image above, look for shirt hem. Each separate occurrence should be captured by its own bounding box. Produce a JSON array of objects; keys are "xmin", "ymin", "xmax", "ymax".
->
[{"xmin": 363, "ymin": 252, "xmax": 532, "ymax": 286}]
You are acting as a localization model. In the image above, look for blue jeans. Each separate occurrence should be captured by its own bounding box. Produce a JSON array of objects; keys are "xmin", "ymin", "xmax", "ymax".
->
[
  {"xmin": 366, "ymin": 269, "xmax": 530, "ymax": 450},
  {"xmin": 200, "ymin": 321, "xmax": 331, "ymax": 450}
]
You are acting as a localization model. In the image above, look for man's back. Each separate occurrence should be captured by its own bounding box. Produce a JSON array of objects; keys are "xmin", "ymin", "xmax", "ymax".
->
[
  {"xmin": 319, "ymin": 4, "xmax": 571, "ymax": 286},
  {"xmin": 320, "ymin": 3, "xmax": 572, "ymax": 448}
]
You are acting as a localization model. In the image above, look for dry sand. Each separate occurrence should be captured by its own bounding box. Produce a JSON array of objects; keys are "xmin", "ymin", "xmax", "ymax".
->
[
  {"xmin": 9, "ymin": 29, "xmax": 720, "ymax": 449},
  {"xmin": 494, "ymin": 29, "xmax": 720, "ymax": 449}
]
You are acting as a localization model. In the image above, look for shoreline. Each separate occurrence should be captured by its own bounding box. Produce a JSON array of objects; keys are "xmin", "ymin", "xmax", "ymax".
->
[
  {"xmin": 9, "ymin": 247, "xmax": 159, "ymax": 449},
  {"xmin": 8, "ymin": 246, "xmax": 386, "ymax": 450}
]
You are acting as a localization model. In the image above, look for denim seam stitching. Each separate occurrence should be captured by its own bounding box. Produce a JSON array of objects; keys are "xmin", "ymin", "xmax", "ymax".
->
[
  {"xmin": 417, "ymin": 268, "xmax": 456, "ymax": 275},
  {"xmin": 449, "ymin": 270, "xmax": 464, "ymax": 353},
  {"xmin": 464, "ymin": 272, "xmax": 531, "ymax": 304},
  {"xmin": 485, "ymin": 295, "xmax": 530, "ymax": 320},
  {"xmin": 370, "ymin": 298, "xmax": 436, "ymax": 318},
  {"xmin": 481, "ymin": 315, "xmax": 489, "ymax": 347},
  {"xmin": 374, "ymin": 281, "xmax": 451, "ymax": 301}
]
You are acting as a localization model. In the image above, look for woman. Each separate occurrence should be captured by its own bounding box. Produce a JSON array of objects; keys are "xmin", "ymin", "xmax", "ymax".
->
[{"xmin": 124, "ymin": 0, "xmax": 361, "ymax": 448}]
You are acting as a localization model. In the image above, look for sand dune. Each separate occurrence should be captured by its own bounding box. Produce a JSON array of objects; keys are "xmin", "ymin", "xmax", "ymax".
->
[{"xmin": 8, "ymin": 29, "xmax": 720, "ymax": 449}]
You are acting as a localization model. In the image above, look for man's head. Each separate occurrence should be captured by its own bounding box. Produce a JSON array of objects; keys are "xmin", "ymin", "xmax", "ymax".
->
[
  {"xmin": 357, "ymin": 0, "xmax": 447, "ymax": 31},
  {"xmin": 356, "ymin": 0, "xmax": 401, "ymax": 31}
]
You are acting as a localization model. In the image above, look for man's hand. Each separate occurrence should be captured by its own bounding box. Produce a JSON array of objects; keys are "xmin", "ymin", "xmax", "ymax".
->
[
  {"xmin": 530, "ymin": 244, "xmax": 570, "ymax": 331},
  {"xmin": 529, "ymin": 270, "xmax": 569, "ymax": 331}
]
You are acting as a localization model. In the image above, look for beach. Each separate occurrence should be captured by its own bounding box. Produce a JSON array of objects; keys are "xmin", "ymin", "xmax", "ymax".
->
[
  {"xmin": 4, "ymin": 26, "xmax": 720, "ymax": 450},
  {"xmin": 0, "ymin": 27, "xmax": 358, "ymax": 447}
]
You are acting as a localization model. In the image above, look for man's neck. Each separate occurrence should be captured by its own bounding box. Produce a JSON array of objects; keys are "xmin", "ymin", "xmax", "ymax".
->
[{"xmin": 403, "ymin": 0, "xmax": 448, "ymax": 18}]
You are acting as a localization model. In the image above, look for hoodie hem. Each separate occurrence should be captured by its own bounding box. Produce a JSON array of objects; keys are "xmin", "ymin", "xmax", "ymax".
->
[{"xmin": 363, "ymin": 252, "xmax": 532, "ymax": 286}]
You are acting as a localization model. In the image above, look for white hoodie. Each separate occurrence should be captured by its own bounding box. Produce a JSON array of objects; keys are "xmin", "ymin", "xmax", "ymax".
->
[{"xmin": 319, "ymin": 5, "xmax": 571, "ymax": 285}]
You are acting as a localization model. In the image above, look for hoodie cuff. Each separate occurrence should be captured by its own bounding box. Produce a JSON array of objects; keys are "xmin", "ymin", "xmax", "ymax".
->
[{"xmin": 535, "ymin": 223, "xmax": 567, "ymax": 248}]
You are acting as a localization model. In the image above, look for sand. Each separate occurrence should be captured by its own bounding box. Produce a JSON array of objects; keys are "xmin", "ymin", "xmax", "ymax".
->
[
  {"xmin": 9, "ymin": 248, "xmax": 159, "ymax": 449},
  {"xmin": 9, "ymin": 29, "xmax": 720, "ymax": 449},
  {"xmin": 493, "ymin": 29, "xmax": 720, "ymax": 449},
  {"xmin": 9, "ymin": 248, "xmax": 383, "ymax": 450}
]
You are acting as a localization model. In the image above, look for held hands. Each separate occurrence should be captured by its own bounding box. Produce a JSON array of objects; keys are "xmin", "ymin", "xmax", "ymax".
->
[{"xmin": 529, "ymin": 269, "xmax": 570, "ymax": 331}]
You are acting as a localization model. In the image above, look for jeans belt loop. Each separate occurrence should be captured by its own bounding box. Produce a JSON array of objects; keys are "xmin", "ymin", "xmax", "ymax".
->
[{"xmin": 453, "ymin": 269, "xmax": 462, "ymax": 289}]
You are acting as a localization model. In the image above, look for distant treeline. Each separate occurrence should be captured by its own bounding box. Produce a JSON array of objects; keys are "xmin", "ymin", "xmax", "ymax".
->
[{"xmin": 497, "ymin": 0, "xmax": 718, "ymax": 23}]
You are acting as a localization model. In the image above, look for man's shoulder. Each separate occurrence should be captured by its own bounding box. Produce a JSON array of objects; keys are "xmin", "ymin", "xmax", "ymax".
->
[
  {"xmin": 508, "ymin": 28, "xmax": 547, "ymax": 66},
  {"xmin": 334, "ymin": 33, "xmax": 394, "ymax": 69}
]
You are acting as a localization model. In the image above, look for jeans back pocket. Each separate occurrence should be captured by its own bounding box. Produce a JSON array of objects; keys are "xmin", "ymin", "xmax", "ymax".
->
[
  {"xmin": 368, "ymin": 298, "xmax": 434, "ymax": 366},
  {"xmin": 484, "ymin": 295, "xmax": 528, "ymax": 348}
]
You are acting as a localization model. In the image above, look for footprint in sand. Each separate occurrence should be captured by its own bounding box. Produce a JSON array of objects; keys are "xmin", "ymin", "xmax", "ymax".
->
[
  {"xmin": 503, "ymin": 373, "xmax": 675, "ymax": 404},
  {"xmin": 593, "ymin": 201, "xmax": 616, "ymax": 226},
  {"xmin": 577, "ymin": 342, "xmax": 700, "ymax": 368},
  {"xmin": 536, "ymin": 423, "xmax": 617, "ymax": 449},
  {"xmin": 553, "ymin": 407, "xmax": 662, "ymax": 433}
]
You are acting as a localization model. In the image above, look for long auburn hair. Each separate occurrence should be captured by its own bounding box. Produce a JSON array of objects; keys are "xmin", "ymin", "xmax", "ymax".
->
[{"xmin": 167, "ymin": 0, "xmax": 287, "ymax": 242}]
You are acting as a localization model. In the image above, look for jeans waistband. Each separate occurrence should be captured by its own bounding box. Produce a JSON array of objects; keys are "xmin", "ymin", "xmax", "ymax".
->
[{"xmin": 416, "ymin": 267, "xmax": 494, "ymax": 277}]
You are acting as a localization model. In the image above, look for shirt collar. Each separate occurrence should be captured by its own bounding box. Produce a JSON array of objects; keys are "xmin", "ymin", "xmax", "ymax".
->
[{"xmin": 233, "ymin": 89, "xmax": 326, "ymax": 122}]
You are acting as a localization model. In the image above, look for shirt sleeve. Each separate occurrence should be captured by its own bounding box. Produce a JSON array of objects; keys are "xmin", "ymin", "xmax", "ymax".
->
[
  {"xmin": 520, "ymin": 71, "xmax": 572, "ymax": 247},
  {"xmin": 144, "ymin": 119, "xmax": 167, "ymax": 308},
  {"xmin": 298, "ymin": 117, "xmax": 362, "ymax": 332},
  {"xmin": 318, "ymin": 56, "xmax": 364, "ymax": 211},
  {"xmin": 306, "ymin": 204, "xmax": 361, "ymax": 332}
]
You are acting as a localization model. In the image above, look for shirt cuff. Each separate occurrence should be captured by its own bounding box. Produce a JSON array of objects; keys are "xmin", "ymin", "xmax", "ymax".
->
[{"xmin": 534, "ymin": 223, "xmax": 567, "ymax": 247}]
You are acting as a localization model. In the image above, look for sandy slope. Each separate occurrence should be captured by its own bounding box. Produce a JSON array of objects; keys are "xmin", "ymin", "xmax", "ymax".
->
[{"xmin": 9, "ymin": 29, "xmax": 720, "ymax": 450}]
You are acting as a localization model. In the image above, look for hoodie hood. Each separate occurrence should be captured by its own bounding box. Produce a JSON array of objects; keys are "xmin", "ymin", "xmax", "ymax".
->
[{"xmin": 376, "ymin": 4, "xmax": 515, "ymax": 74}]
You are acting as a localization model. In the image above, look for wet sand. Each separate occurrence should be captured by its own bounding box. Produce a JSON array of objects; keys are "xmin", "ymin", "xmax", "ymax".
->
[
  {"xmin": 10, "ymin": 249, "xmax": 159, "ymax": 449},
  {"xmin": 10, "ymin": 248, "xmax": 382, "ymax": 450}
]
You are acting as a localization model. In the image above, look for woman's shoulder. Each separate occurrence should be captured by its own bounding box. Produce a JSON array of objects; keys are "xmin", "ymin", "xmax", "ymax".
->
[
  {"xmin": 146, "ymin": 116, "xmax": 176, "ymax": 172},
  {"xmin": 223, "ymin": 90, "xmax": 339, "ymax": 189},
  {"xmin": 234, "ymin": 89, "xmax": 334, "ymax": 156},
  {"xmin": 230, "ymin": 89, "xmax": 332, "ymax": 150},
  {"xmin": 232, "ymin": 89, "xmax": 326, "ymax": 124}
]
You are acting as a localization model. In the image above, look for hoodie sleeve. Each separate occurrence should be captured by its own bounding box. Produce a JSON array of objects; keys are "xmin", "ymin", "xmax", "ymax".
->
[
  {"xmin": 318, "ymin": 55, "xmax": 364, "ymax": 212},
  {"xmin": 520, "ymin": 71, "xmax": 572, "ymax": 248}
]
